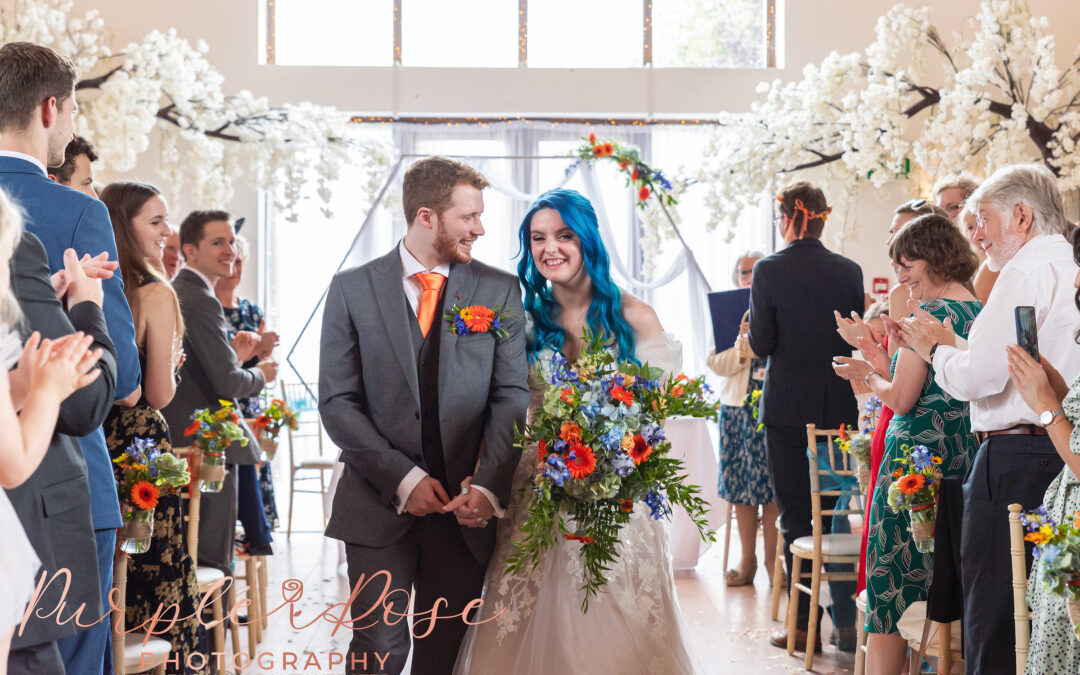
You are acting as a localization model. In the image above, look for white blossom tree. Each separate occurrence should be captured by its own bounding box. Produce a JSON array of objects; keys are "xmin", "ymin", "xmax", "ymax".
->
[
  {"xmin": 0, "ymin": 0, "xmax": 394, "ymax": 217},
  {"xmin": 700, "ymin": 0, "xmax": 1080, "ymax": 235}
]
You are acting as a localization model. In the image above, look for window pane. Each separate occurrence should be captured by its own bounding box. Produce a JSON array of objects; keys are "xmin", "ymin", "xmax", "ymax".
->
[
  {"xmin": 652, "ymin": 0, "xmax": 764, "ymax": 68},
  {"xmin": 274, "ymin": 0, "xmax": 392, "ymax": 66},
  {"xmin": 403, "ymin": 0, "xmax": 519, "ymax": 67},
  {"xmin": 528, "ymin": 0, "xmax": 643, "ymax": 68}
]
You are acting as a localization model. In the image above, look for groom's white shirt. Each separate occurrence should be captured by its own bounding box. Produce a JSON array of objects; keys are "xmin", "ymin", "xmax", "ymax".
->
[{"xmin": 394, "ymin": 239, "xmax": 505, "ymax": 517}]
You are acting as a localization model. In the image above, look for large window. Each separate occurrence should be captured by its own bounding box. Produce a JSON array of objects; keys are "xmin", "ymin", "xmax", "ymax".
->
[{"xmin": 267, "ymin": 0, "xmax": 776, "ymax": 68}]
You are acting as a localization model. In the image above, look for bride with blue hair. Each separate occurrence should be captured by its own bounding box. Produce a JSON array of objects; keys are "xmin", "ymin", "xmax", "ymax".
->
[{"xmin": 455, "ymin": 188, "xmax": 700, "ymax": 673}]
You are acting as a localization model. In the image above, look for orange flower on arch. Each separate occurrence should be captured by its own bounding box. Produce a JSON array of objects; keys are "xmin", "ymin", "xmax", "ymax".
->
[
  {"xmin": 559, "ymin": 422, "xmax": 582, "ymax": 443},
  {"xmin": 602, "ymin": 142, "xmax": 614, "ymax": 156},
  {"xmin": 565, "ymin": 442, "xmax": 597, "ymax": 479},
  {"xmin": 588, "ymin": 132, "xmax": 597, "ymax": 145},
  {"xmin": 630, "ymin": 434, "xmax": 653, "ymax": 465},
  {"xmin": 130, "ymin": 481, "xmax": 159, "ymax": 510},
  {"xmin": 638, "ymin": 186, "xmax": 651, "ymax": 201},
  {"xmin": 593, "ymin": 144, "xmax": 604, "ymax": 157},
  {"xmin": 896, "ymin": 473, "xmax": 926, "ymax": 495}
]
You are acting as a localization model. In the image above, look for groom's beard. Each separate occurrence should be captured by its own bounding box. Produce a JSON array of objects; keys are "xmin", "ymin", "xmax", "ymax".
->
[{"xmin": 434, "ymin": 219, "xmax": 474, "ymax": 264}]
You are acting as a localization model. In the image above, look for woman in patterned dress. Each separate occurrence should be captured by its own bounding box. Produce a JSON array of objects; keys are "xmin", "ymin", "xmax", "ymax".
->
[
  {"xmin": 707, "ymin": 251, "xmax": 778, "ymax": 586},
  {"xmin": 214, "ymin": 234, "xmax": 280, "ymax": 548},
  {"xmin": 101, "ymin": 182, "xmax": 208, "ymax": 674},
  {"xmin": 1006, "ymin": 227, "xmax": 1080, "ymax": 675},
  {"xmin": 833, "ymin": 214, "xmax": 981, "ymax": 674}
]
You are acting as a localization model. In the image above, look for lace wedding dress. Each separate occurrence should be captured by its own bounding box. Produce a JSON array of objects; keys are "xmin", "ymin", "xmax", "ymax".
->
[
  {"xmin": 0, "ymin": 324, "xmax": 43, "ymax": 637},
  {"xmin": 454, "ymin": 332, "xmax": 701, "ymax": 674}
]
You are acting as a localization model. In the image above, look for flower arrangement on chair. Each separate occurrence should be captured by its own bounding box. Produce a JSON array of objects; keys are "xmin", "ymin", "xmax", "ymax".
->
[
  {"xmin": 886, "ymin": 443, "xmax": 942, "ymax": 553},
  {"xmin": 506, "ymin": 330, "xmax": 719, "ymax": 610},
  {"xmin": 251, "ymin": 397, "xmax": 299, "ymax": 460},
  {"xmin": 1022, "ymin": 506, "xmax": 1080, "ymax": 637},
  {"xmin": 184, "ymin": 400, "xmax": 248, "ymax": 493},
  {"xmin": 837, "ymin": 397, "xmax": 882, "ymax": 492},
  {"xmin": 113, "ymin": 438, "xmax": 190, "ymax": 554}
]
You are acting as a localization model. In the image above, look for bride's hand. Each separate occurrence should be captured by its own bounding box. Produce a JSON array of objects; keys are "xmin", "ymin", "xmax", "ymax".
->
[{"xmin": 440, "ymin": 476, "xmax": 474, "ymax": 514}]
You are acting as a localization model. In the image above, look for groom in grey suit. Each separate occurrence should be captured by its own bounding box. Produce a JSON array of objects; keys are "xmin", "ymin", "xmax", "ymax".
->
[{"xmin": 321, "ymin": 157, "xmax": 529, "ymax": 675}]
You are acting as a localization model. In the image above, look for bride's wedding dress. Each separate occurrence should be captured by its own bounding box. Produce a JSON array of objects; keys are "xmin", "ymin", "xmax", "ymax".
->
[{"xmin": 454, "ymin": 332, "xmax": 701, "ymax": 674}]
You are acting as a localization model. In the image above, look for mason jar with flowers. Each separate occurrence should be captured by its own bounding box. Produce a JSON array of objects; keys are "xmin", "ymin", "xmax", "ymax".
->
[
  {"xmin": 183, "ymin": 400, "xmax": 248, "ymax": 493},
  {"xmin": 886, "ymin": 444, "xmax": 943, "ymax": 553},
  {"xmin": 1022, "ymin": 505, "xmax": 1080, "ymax": 636},
  {"xmin": 113, "ymin": 438, "xmax": 191, "ymax": 554},
  {"xmin": 251, "ymin": 397, "xmax": 298, "ymax": 460}
]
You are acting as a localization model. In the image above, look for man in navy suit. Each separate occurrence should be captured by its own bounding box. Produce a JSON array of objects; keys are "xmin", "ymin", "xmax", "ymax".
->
[
  {"xmin": 0, "ymin": 41, "xmax": 141, "ymax": 675},
  {"xmin": 749, "ymin": 181, "xmax": 863, "ymax": 654}
]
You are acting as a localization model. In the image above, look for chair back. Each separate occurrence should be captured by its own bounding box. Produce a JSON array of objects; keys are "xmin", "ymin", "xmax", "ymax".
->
[
  {"xmin": 111, "ymin": 551, "xmax": 127, "ymax": 675},
  {"xmin": 281, "ymin": 381, "xmax": 324, "ymax": 470},
  {"xmin": 806, "ymin": 424, "xmax": 862, "ymax": 560},
  {"xmin": 1008, "ymin": 503, "xmax": 1030, "ymax": 675},
  {"xmin": 180, "ymin": 448, "xmax": 202, "ymax": 561}
]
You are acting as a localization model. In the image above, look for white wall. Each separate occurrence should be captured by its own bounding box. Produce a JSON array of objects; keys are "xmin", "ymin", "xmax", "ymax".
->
[{"xmin": 67, "ymin": 0, "xmax": 1080, "ymax": 299}]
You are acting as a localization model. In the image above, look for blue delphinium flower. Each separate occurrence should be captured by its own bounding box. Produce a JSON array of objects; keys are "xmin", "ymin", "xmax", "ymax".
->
[
  {"xmin": 547, "ymin": 352, "xmax": 579, "ymax": 385},
  {"xmin": 641, "ymin": 423, "xmax": 665, "ymax": 446},
  {"xmin": 909, "ymin": 445, "xmax": 932, "ymax": 471},
  {"xmin": 492, "ymin": 316, "xmax": 502, "ymax": 331},
  {"xmin": 453, "ymin": 317, "xmax": 468, "ymax": 335},
  {"xmin": 544, "ymin": 455, "xmax": 571, "ymax": 487},
  {"xmin": 611, "ymin": 452, "xmax": 635, "ymax": 477},
  {"xmin": 645, "ymin": 490, "xmax": 671, "ymax": 520},
  {"xmin": 553, "ymin": 439, "xmax": 569, "ymax": 454}
]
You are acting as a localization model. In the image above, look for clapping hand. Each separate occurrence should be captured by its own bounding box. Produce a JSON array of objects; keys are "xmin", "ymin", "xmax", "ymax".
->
[
  {"xmin": 12, "ymin": 331, "xmax": 103, "ymax": 405},
  {"xmin": 231, "ymin": 331, "xmax": 260, "ymax": 363},
  {"xmin": 857, "ymin": 336, "xmax": 891, "ymax": 376},
  {"xmin": 899, "ymin": 298, "xmax": 955, "ymax": 362},
  {"xmin": 255, "ymin": 320, "xmax": 279, "ymax": 360},
  {"xmin": 832, "ymin": 355, "xmax": 874, "ymax": 384},
  {"xmin": 834, "ymin": 310, "xmax": 872, "ymax": 349},
  {"xmin": 51, "ymin": 249, "xmax": 104, "ymax": 309},
  {"xmin": 441, "ymin": 476, "xmax": 495, "ymax": 528},
  {"xmin": 50, "ymin": 251, "xmax": 116, "ymax": 303}
]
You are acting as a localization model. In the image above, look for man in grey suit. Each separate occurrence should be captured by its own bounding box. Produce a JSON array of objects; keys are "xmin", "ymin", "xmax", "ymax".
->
[
  {"xmin": 321, "ymin": 157, "xmax": 529, "ymax": 675},
  {"xmin": 7, "ymin": 232, "xmax": 117, "ymax": 673},
  {"xmin": 161, "ymin": 210, "xmax": 276, "ymax": 577}
]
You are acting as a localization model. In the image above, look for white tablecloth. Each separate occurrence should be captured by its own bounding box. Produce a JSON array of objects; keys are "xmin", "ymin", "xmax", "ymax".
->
[{"xmin": 664, "ymin": 417, "xmax": 724, "ymax": 570}]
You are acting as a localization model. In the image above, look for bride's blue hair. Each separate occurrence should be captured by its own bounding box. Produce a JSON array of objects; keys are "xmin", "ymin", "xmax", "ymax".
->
[{"xmin": 516, "ymin": 188, "xmax": 637, "ymax": 364}]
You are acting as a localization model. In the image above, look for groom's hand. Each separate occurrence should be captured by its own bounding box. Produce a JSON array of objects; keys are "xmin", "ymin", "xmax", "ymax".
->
[
  {"xmin": 443, "ymin": 486, "xmax": 495, "ymax": 528},
  {"xmin": 404, "ymin": 477, "xmax": 450, "ymax": 516}
]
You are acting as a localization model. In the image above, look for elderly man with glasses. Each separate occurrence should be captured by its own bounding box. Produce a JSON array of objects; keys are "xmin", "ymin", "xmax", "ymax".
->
[{"xmin": 899, "ymin": 163, "xmax": 1080, "ymax": 674}]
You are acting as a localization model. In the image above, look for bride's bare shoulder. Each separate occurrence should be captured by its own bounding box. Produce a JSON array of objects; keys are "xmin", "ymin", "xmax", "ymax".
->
[{"xmin": 619, "ymin": 291, "xmax": 664, "ymax": 340}]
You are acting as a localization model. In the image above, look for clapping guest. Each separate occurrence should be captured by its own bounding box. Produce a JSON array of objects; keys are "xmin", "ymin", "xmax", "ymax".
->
[
  {"xmin": 0, "ymin": 187, "xmax": 105, "ymax": 674},
  {"xmin": 0, "ymin": 41, "xmax": 141, "ymax": 674},
  {"xmin": 885, "ymin": 200, "xmax": 950, "ymax": 326},
  {"xmin": 1005, "ymin": 229, "xmax": 1080, "ymax": 675},
  {"xmin": 100, "ymin": 182, "xmax": 208, "ymax": 671},
  {"xmin": 214, "ymin": 234, "xmax": 279, "ymax": 553},
  {"xmin": 706, "ymin": 251, "xmax": 777, "ymax": 586},
  {"xmin": 935, "ymin": 175, "xmax": 1000, "ymax": 303},
  {"xmin": 161, "ymin": 210, "xmax": 275, "ymax": 579},
  {"xmin": 46, "ymin": 134, "xmax": 98, "ymax": 198},
  {"xmin": 833, "ymin": 214, "xmax": 981, "ymax": 674},
  {"xmin": 899, "ymin": 164, "xmax": 1080, "ymax": 673},
  {"xmin": 162, "ymin": 227, "xmax": 182, "ymax": 280}
]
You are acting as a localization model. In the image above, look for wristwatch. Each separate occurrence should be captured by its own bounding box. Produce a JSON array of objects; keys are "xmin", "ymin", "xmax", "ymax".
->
[{"xmin": 1040, "ymin": 408, "xmax": 1066, "ymax": 426}]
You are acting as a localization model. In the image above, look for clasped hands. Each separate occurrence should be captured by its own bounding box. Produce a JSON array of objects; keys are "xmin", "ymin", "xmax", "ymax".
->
[{"xmin": 404, "ymin": 476, "xmax": 494, "ymax": 528}]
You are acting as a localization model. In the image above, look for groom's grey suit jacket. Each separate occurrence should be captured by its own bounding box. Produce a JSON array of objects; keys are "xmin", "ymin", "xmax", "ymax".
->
[{"xmin": 321, "ymin": 247, "xmax": 529, "ymax": 562}]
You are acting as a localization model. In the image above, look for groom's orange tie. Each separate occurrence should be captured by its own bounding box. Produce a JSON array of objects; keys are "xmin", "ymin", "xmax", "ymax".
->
[{"xmin": 414, "ymin": 272, "xmax": 445, "ymax": 338}]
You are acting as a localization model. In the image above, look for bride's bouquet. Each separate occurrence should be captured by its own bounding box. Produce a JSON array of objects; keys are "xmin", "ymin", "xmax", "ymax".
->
[{"xmin": 506, "ymin": 331, "xmax": 719, "ymax": 609}]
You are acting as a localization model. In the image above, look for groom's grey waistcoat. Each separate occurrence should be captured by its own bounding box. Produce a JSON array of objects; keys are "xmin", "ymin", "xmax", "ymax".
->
[{"xmin": 321, "ymin": 247, "xmax": 529, "ymax": 562}]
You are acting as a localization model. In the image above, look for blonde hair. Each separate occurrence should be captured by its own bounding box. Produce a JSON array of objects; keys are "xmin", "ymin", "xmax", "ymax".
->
[
  {"xmin": 932, "ymin": 174, "xmax": 980, "ymax": 201},
  {"xmin": 0, "ymin": 187, "xmax": 24, "ymax": 326}
]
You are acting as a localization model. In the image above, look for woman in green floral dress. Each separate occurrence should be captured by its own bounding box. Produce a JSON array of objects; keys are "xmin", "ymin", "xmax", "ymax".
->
[{"xmin": 833, "ymin": 214, "xmax": 981, "ymax": 673}]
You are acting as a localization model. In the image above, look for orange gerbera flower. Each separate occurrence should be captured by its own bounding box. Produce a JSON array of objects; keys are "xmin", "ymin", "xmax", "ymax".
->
[
  {"xmin": 896, "ymin": 473, "xmax": 926, "ymax": 495},
  {"xmin": 630, "ymin": 434, "xmax": 653, "ymax": 465},
  {"xmin": 464, "ymin": 305, "xmax": 494, "ymax": 332},
  {"xmin": 254, "ymin": 415, "xmax": 273, "ymax": 429},
  {"xmin": 537, "ymin": 439, "xmax": 548, "ymax": 463},
  {"xmin": 638, "ymin": 186, "xmax": 651, "ymax": 201},
  {"xmin": 931, "ymin": 456, "xmax": 943, "ymax": 465},
  {"xmin": 893, "ymin": 468, "xmax": 903, "ymax": 478},
  {"xmin": 838, "ymin": 423, "xmax": 848, "ymax": 442},
  {"xmin": 593, "ymin": 144, "xmax": 604, "ymax": 157},
  {"xmin": 610, "ymin": 384, "xmax": 633, "ymax": 406},
  {"xmin": 602, "ymin": 142, "xmax": 614, "ymax": 156},
  {"xmin": 184, "ymin": 420, "xmax": 201, "ymax": 437},
  {"xmin": 618, "ymin": 159, "xmax": 629, "ymax": 170},
  {"xmin": 565, "ymin": 442, "xmax": 597, "ymax": 479},
  {"xmin": 130, "ymin": 481, "xmax": 159, "ymax": 510},
  {"xmin": 671, "ymin": 385, "xmax": 685, "ymax": 397},
  {"xmin": 559, "ymin": 422, "xmax": 582, "ymax": 443},
  {"xmin": 620, "ymin": 499, "xmax": 634, "ymax": 512},
  {"xmin": 229, "ymin": 412, "xmax": 240, "ymax": 424},
  {"xmin": 561, "ymin": 387, "xmax": 575, "ymax": 404}
]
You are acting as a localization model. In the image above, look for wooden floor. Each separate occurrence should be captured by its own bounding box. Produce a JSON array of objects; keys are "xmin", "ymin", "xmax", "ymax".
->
[{"xmin": 223, "ymin": 489, "xmax": 856, "ymax": 675}]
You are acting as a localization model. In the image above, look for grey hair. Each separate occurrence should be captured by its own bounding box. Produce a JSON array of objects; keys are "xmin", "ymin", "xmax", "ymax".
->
[
  {"xmin": 967, "ymin": 163, "xmax": 1071, "ymax": 237},
  {"xmin": 0, "ymin": 187, "xmax": 24, "ymax": 326},
  {"xmin": 233, "ymin": 233, "xmax": 250, "ymax": 263},
  {"xmin": 732, "ymin": 250, "xmax": 765, "ymax": 286},
  {"xmin": 863, "ymin": 299, "xmax": 889, "ymax": 322}
]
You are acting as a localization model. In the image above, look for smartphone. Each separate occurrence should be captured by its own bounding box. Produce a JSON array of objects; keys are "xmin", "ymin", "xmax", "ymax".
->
[{"xmin": 1015, "ymin": 306, "xmax": 1039, "ymax": 361}]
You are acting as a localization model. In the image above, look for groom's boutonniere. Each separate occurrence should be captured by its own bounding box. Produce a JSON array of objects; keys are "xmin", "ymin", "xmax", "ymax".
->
[{"xmin": 445, "ymin": 304, "xmax": 509, "ymax": 339}]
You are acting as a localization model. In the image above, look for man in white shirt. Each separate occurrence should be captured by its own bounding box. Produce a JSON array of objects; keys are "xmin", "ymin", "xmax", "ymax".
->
[{"xmin": 901, "ymin": 163, "xmax": 1080, "ymax": 674}]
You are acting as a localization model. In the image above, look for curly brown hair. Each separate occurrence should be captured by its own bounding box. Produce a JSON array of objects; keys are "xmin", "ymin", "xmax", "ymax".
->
[
  {"xmin": 777, "ymin": 181, "xmax": 828, "ymax": 239},
  {"xmin": 889, "ymin": 213, "xmax": 978, "ymax": 283}
]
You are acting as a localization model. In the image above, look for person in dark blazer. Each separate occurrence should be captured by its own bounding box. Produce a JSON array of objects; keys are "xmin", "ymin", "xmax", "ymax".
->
[
  {"xmin": 6, "ymin": 231, "xmax": 118, "ymax": 673},
  {"xmin": 320, "ymin": 157, "xmax": 529, "ymax": 675},
  {"xmin": 749, "ymin": 181, "xmax": 864, "ymax": 654},
  {"xmin": 0, "ymin": 41, "xmax": 140, "ymax": 675},
  {"xmin": 161, "ymin": 210, "xmax": 274, "ymax": 578}
]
